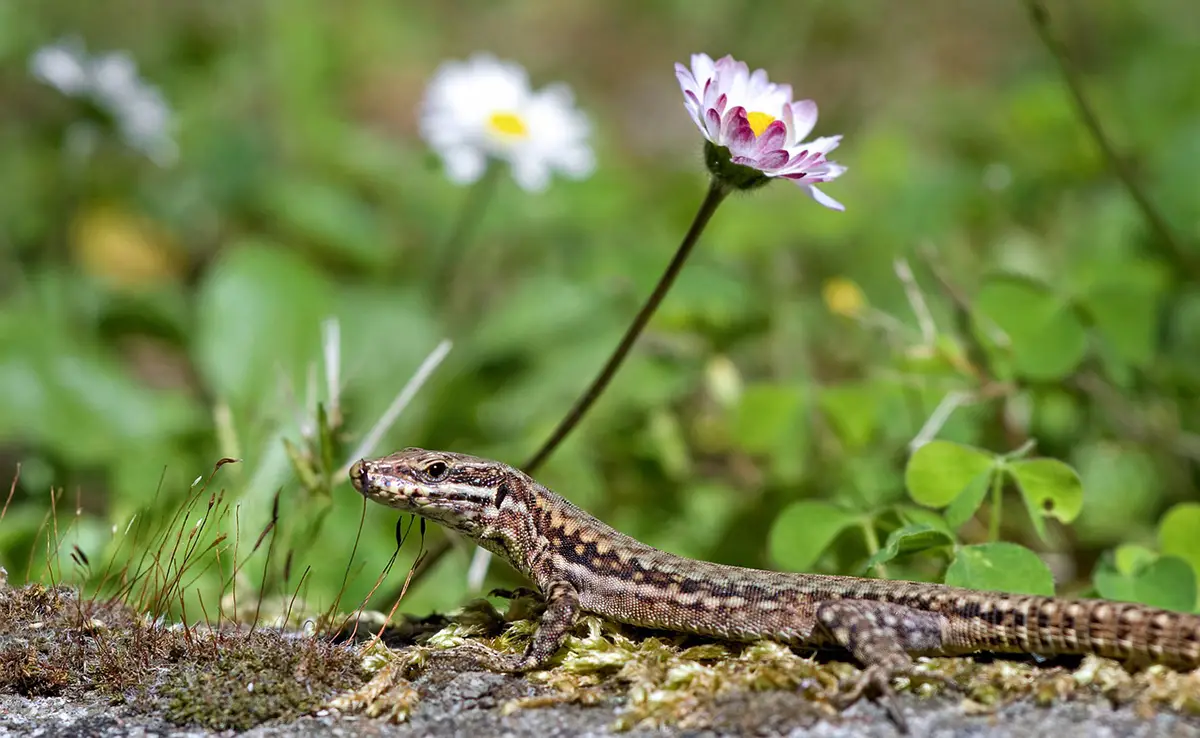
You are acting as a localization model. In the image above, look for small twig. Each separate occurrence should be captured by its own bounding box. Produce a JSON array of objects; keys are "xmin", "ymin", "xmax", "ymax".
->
[
  {"xmin": 894, "ymin": 258, "xmax": 937, "ymax": 346},
  {"xmin": 247, "ymin": 490, "xmax": 281, "ymax": 638},
  {"xmin": 1, "ymin": 463, "xmax": 19, "ymax": 523},
  {"xmin": 326, "ymin": 497, "xmax": 372, "ymax": 635},
  {"xmin": 321, "ymin": 318, "xmax": 342, "ymax": 422},
  {"xmin": 909, "ymin": 390, "xmax": 970, "ymax": 451},
  {"xmin": 366, "ymin": 549, "xmax": 427, "ymax": 653},
  {"xmin": 283, "ymin": 566, "xmax": 312, "ymax": 632},
  {"xmin": 1022, "ymin": 0, "xmax": 1197, "ymax": 279}
]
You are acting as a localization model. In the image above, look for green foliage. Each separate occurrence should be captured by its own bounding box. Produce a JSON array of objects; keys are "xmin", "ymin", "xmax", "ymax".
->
[
  {"xmin": 905, "ymin": 441, "xmax": 994, "ymax": 509},
  {"xmin": 731, "ymin": 382, "xmax": 808, "ymax": 482},
  {"xmin": 863, "ymin": 523, "xmax": 955, "ymax": 571},
  {"xmin": 904, "ymin": 441, "xmax": 1082, "ymax": 543},
  {"xmin": 1158, "ymin": 503, "xmax": 1200, "ymax": 609},
  {"xmin": 1093, "ymin": 546, "xmax": 1197, "ymax": 613},
  {"xmin": 194, "ymin": 241, "xmax": 334, "ymax": 413},
  {"xmin": 1159, "ymin": 503, "xmax": 1200, "ymax": 577},
  {"xmin": 768, "ymin": 501, "xmax": 858, "ymax": 572},
  {"xmin": 944, "ymin": 543, "xmax": 1055, "ymax": 596},
  {"xmin": 973, "ymin": 277, "xmax": 1088, "ymax": 382},
  {"xmin": 2, "ymin": 2, "xmax": 1199, "ymax": 621},
  {"xmin": 1007, "ymin": 458, "xmax": 1084, "ymax": 540}
]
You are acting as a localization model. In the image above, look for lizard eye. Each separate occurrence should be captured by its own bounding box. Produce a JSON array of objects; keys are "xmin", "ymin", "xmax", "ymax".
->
[{"xmin": 424, "ymin": 460, "xmax": 449, "ymax": 480}]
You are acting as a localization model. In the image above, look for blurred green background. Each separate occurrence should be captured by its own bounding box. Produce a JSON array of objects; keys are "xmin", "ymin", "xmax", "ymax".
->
[{"xmin": 3, "ymin": 0, "xmax": 1200, "ymax": 618}]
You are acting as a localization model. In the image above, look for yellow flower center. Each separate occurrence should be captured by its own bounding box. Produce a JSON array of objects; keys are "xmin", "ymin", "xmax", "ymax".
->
[
  {"xmin": 488, "ymin": 111, "xmax": 528, "ymax": 138},
  {"xmin": 746, "ymin": 111, "xmax": 776, "ymax": 137},
  {"xmin": 822, "ymin": 277, "xmax": 867, "ymax": 318}
]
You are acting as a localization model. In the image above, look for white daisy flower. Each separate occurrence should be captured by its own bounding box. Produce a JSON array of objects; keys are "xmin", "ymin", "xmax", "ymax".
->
[
  {"xmin": 30, "ymin": 37, "xmax": 177, "ymax": 166},
  {"xmin": 675, "ymin": 53, "xmax": 846, "ymax": 210},
  {"xmin": 419, "ymin": 53, "xmax": 595, "ymax": 192}
]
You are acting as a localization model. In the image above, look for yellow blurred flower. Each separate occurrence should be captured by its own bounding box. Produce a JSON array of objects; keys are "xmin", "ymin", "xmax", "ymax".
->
[
  {"xmin": 70, "ymin": 205, "xmax": 184, "ymax": 288},
  {"xmin": 822, "ymin": 277, "xmax": 867, "ymax": 318}
]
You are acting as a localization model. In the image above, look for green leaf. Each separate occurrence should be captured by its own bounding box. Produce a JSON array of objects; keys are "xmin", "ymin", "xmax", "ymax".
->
[
  {"xmin": 905, "ymin": 441, "xmax": 997, "ymax": 508},
  {"xmin": 1159, "ymin": 502, "xmax": 1200, "ymax": 586},
  {"xmin": 893, "ymin": 504, "xmax": 957, "ymax": 532},
  {"xmin": 863, "ymin": 523, "xmax": 955, "ymax": 571},
  {"xmin": 1093, "ymin": 552, "xmax": 1197, "ymax": 612},
  {"xmin": 944, "ymin": 542, "xmax": 1055, "ymax": 596},
  {"xmin": 1007, "ymin": 458, "xmax": 1085, "ymax": 541},
  {"xmin": 1113, "ymin": 543, "xmax": 1159, "ymax": 575},
  {"xmin": 818, "ymin": 382, "xmax": 879, "ymax": 450},
  {"xmin": 1083, "ymin": 284, "xmax": 1158, "ymax": 369},
  {"xmin": 193, "ymin": 240, "xmax": 334, "ymax": 412},
  {"xmin": 943, "ymin": 472, "xmax": 993, "ymax": 530},
  {"xmin": 768, "ymin": 501, "xmax": 857, "ymax": 572},
  {"xmin": 973, "ymin": 276, "xmax": 1087, "ymax": 381},
  {"xmin": 1075, "ymin": 260, "xmax": 1164, "ymax": 371}
]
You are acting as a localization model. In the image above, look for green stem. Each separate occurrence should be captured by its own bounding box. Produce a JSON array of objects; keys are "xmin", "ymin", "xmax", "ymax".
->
[
  {"xmin": 861, "ymin": 520, "xmax": 888, "ymax": 579},
  {"xmin": 437, "ymin": 163, "xmax": 502, "ymax": 315},
  {"xmin": 1022, "ymin": 0, "xmax": 1198, "ymax": 280},
  {"xmin": 522, "ymin": 178, "xmax": 731, "ymax": 472},
  {"xmin": 989, "ymin": 469, "xmax": 1004, "ymax": 542}
]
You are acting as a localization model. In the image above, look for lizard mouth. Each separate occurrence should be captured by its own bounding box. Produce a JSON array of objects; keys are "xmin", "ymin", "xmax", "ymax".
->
[
  {"xmin": 347, "ymin": 458, "xmax": 423, "ymax": 511},
  {"xmin": 348, "ymin": 459, "xmax": 369, "ymax": 495}
]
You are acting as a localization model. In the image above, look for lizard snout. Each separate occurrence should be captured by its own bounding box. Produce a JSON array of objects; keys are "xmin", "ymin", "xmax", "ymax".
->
[{"xmin": 348, "ymin": 459, "xmax": 368, "ymax": 494}]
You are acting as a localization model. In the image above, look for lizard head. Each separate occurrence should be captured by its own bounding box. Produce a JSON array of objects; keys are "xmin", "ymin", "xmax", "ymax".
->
[{"xmin": 349, "ymin": 448, "xmax": 520, "ymax": 538}]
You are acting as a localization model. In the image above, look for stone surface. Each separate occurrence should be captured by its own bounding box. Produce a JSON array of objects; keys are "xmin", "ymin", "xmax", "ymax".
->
[{"xmin": 3, "ymin": 667, "xmax": 1199, "ymax": 738}]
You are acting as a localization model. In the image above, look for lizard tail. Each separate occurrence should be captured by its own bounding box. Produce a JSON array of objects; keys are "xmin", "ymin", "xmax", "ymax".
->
[{"xmin": 951, "ymin": 593, "xmax": 1200, "ymax": 667}]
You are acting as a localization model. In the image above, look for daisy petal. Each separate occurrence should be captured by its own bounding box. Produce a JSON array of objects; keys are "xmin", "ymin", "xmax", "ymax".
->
[{"xmin": 804, "ymin": 183, "xmax": 845, "ymax": 211}]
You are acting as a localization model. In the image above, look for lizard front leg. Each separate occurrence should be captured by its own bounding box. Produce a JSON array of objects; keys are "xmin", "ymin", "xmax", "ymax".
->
[
  {"xmin": 454, "ymin": 579, "xmax": 581, "ymax": 672},
  {"xmin": 333, "ymin": 580, "xmax": 579, "ymax": 719},
  {"xmin": 814, "ymin": 599, "xmax": 949, "ymax": 733}
]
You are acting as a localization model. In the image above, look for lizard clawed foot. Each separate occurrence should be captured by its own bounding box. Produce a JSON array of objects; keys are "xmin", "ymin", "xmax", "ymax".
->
[{"xmin": 830, "ymin": 665, "xmax": 910, "ymax": 734}]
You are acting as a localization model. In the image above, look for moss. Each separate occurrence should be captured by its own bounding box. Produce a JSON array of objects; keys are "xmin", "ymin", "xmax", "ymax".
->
[
  {"xmin": 158, "ymin": 633, "xmax": 364, "ymax": 731},
  {"xmin": 0, "ymin": 583, "xmax": 366, "ymax": 730}
]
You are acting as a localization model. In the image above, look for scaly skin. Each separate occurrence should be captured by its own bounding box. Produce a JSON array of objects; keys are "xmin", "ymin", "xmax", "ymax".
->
[{"xmin": 349, "ymin": 448, "xmax": 1200, "ymax": 731}]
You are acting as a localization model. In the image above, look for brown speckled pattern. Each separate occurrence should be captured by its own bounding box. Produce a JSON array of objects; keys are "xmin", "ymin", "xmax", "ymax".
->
[{"xmin": 349, "ymin": 448, "xmax": 1200, "ymax": 678}]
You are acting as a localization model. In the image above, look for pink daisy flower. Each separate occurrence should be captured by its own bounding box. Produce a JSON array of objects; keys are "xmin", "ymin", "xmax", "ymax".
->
[{"xmin": 676, "ymin": 53, "xmax": 846, "ymax": 210}]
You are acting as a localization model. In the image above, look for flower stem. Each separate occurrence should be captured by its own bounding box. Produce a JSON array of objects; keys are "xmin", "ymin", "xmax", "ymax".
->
[
  {"xmin": 397, "ymin": 178, "xmax": 730, "ymax": 593},
  {"xmin": 436, "ymin": 163, "xmax": 502, "ymax": 317},
  {"xmin": 523, "ymin": 177, "xmax": 730, "ymax": 472}
]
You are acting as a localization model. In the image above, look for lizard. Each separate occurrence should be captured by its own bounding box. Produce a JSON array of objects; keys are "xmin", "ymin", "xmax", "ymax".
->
[{"xmin": 348, "ymin": 448, "xmax": 1200, "ymax": 730}]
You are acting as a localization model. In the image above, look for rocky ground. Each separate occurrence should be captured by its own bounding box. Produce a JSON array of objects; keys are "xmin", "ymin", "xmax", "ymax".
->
[
  {"xmin": 3, "ymin": 584, "xmax": 1200, "ymax": 737},
  {"xmin": 4, "ymin": 669, "xmax": 1200, "ymax": 738}
]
